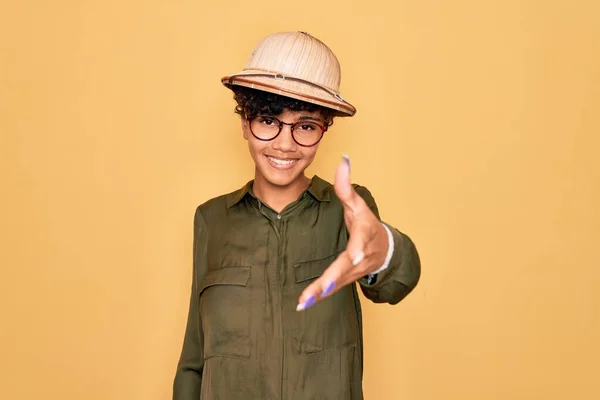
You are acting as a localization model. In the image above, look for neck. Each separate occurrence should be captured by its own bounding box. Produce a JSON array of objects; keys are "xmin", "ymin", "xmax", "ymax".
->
[{"xmin": 252, "ymin": 172, "xmax": 311, "ymax": 213}]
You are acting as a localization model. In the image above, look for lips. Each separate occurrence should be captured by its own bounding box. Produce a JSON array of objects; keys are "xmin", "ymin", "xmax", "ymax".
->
[{"xmin": 266, "ymin": 155, "xmax": 299, "ymax": 169}]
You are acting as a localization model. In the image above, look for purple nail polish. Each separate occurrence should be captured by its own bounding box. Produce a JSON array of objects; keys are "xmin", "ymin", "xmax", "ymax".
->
[
  {"xmin": 322, "ymin": 281, "xmax": 336, "ymax": 296},
  {"xmin": 342, "ymin": 155, "xmax": 350, "ymax": 171},
  {"xmin": 304, "ymin": 295, "xmax": 317, "ymax": 309}
]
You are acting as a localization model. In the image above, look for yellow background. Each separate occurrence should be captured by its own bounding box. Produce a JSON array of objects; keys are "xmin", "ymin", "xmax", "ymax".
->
[{"xmin": 1, "ymin": 1, "xmax": 599, "ymax": 399}]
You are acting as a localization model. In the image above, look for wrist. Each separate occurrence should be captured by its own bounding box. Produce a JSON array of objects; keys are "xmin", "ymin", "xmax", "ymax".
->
[{"xmin": 371, "ymin": 222, "xmax": 394, "ymax": 275}]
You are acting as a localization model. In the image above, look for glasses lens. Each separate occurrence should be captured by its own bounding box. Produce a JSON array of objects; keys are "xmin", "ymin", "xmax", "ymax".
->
[
  {"xmin": 292, "ymin": 122, "xmax": 324, "ymax": 146},
  {"xmin": 250, "ymin": 116, "xmax": 280, "ymax": 140}
]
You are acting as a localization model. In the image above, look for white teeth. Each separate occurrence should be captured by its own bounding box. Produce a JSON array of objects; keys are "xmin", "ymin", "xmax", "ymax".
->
[{"xmin": 267, "ymin": 156, "xmax": 297, "ymax": 165}]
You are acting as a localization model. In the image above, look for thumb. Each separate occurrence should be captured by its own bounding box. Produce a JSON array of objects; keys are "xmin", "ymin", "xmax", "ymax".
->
[{"xmin": 334, "ymin": 155, "xmax": 357, "ymax": 207}]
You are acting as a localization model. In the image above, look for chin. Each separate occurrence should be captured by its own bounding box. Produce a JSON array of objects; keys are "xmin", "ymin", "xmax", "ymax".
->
[
  {"xmin": 258, "ymin": 166, "xmax": 303, "ymax": 188},
  {"xmin": 264, "ymin": 172, "xmax": 298, "ymax": 188}
]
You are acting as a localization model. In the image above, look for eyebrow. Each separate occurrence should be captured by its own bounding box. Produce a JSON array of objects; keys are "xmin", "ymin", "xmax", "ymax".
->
[
  {"xmin": 260, "ymin": 113, "xmax": 326, "ymax": 124},
  {"xmin": 296, "ymin": 115, "xmax": 324, "ymax": 123}
]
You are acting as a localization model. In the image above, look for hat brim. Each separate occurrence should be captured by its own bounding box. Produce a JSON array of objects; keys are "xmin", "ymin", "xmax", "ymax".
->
[{"xmin": 221, "ymin": 70, "xmax": 356, "ymax": 117}]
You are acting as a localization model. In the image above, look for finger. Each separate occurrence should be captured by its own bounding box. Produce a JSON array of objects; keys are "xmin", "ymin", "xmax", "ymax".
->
[
  {"xmin": 296, "ymin": 252, "xmax": 353, "ymax": 311},
  {"xmin": 295, "ymin": 219, "xmax": 377, "ymax": 311},
  {"xmin": 296, "ymin": 251, "xmax": 362, "ymax": 311},
  {"xmin": 334, "ymin": 155, "xmax": 359, "ymax": 210}
]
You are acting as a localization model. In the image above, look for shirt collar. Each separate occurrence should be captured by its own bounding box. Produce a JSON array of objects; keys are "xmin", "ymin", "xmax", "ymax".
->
[
  {"xmin": 225, "ymin": 180, "xmax": 254, "ymax": 208},
  {"xmin": 226, "ymin": 175, "xmax": 332, "ymax": 208}
]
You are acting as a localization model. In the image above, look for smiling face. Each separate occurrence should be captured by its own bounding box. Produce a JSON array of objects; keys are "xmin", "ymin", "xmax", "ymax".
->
[{"xmin": 242, "ymin": 109, "xmax": 328, "ymax": 189}]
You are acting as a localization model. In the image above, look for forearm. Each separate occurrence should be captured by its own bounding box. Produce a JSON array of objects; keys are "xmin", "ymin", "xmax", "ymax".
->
[
  {"xmin": 173, "ymin": 207, "xmax": 207, "ymax": 399},
  {"xmin": 173, "ymin": 366, "xmax": 202, "ymax": 400},
  {"xmin": 359, "ymin": 223, "xmax": 421, "ymax": 304},
  {"xmin": 173, "ymin": 288, "xmax": 204, "ymax": 399}
]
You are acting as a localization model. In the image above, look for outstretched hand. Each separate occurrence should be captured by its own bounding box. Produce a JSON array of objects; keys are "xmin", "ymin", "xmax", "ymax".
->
[{"xmin": 296, "ymin": 156, "xmax": 390, "ymax": 311}]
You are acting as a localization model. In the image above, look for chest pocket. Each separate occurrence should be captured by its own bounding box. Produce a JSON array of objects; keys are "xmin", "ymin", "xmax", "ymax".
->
[
  {"xmin": 199, "ymin": 266, "xmax": 252, "ymax": 360},
  {"xmin": 292, "ymin": 253, "xmax": 359, "ymax": 355}
]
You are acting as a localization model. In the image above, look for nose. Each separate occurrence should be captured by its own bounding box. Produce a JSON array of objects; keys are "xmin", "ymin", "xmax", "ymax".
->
[{"xmin": 271, "ymin": 124, "xmax": 297, "ymax": 152}]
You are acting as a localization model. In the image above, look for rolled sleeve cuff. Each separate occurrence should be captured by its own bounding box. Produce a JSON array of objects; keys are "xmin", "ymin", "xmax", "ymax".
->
[{"xmin": 362, "ymin": 222, "xmax": 395, "ymax": 286}]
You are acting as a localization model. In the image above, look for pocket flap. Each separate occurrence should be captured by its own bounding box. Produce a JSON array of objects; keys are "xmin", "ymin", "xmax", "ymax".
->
[
  {"xmin": 293, "ymin": 252, "xmax": 341, "ymax": 283},
  {"xmin": 199, "ymin": 267, "xmax": 250, "ymax": 294}
]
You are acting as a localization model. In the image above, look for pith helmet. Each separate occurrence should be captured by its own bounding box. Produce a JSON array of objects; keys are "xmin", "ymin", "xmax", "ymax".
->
[{"xmin": 221, "ymin": 31, "xmax": 356, "ymax": 117}]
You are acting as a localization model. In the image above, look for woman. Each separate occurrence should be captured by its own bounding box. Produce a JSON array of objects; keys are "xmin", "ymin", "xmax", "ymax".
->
[{"xmin": 173, "ymin": 31, "xmax": 421, "ymax": 399}]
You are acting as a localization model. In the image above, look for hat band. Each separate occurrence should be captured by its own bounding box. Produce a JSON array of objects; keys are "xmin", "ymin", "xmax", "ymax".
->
[{"xmin": 226, "ymin": 72, "xmax": 348, "ymax": 104}]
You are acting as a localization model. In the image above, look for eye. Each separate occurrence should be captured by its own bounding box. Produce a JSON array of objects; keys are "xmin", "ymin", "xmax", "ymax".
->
[
  {"xmin": 257, "ymin": 116, "xmax": 276, "ymax": 126},
  {"xmin": 297, "ymin": 123, "xmax": 318, "ymax": 131}
]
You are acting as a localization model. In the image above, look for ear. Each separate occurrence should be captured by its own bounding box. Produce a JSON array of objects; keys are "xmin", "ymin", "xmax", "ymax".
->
[{"xmin": 241, "ymin": 118, "xmax": 249, "ymax": 140}]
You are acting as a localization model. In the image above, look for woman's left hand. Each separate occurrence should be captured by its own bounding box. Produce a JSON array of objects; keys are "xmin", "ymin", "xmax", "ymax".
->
[{"xmin": 296, "ymin": 156, "xmax": 390, "ymax": 311}]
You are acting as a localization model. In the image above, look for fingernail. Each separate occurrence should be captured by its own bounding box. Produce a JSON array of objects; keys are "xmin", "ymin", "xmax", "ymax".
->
[
  {"xmin": 322, "ymin": 281, "xmax": 336, "ymax": 296},
  {"xmin": 352, "ymin": 251, "xmax": 365, "ymax": 266},
  {"xmin": 342, "ymin": 155, "xmax": 350, "ymax": 171},
  {"xmin": 296, "ymin": 295, "xmax": 317, "ymax": 311}
]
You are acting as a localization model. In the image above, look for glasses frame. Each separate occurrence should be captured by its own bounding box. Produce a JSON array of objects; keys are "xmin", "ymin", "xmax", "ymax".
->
[{"xmin": 247, "ymin": 114, "xmax": 329, "ymax": 147}]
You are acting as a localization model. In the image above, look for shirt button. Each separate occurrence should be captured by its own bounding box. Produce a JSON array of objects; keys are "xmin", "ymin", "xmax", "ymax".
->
[{"xmin": 277, "ymin": 214, "xmax": 281, "ymax": 220}]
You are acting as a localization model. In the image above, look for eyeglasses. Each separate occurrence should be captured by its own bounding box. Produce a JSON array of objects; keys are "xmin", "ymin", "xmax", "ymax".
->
[{"xmin": 247, "ymin": 115, "xmax": 328, "ymax": 147}]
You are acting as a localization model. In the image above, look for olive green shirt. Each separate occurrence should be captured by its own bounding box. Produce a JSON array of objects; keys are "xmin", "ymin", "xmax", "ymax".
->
[{"xmin": 173, "ymin": 175, "xmax": 421, "ymax": 400}]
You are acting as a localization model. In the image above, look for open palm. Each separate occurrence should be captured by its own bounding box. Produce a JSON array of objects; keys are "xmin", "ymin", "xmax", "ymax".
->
[{"xmin": 296, "ymin": 156, "xmax": 389, "ymax": 311}]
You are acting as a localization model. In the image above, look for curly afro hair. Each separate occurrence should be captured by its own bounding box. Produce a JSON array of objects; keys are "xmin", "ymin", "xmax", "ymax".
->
[{"xmin": 230, "ymin": 86, "xmax": 336, "ymax": 126}]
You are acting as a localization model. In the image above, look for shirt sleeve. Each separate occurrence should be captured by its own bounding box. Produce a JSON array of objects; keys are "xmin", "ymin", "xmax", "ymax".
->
[
  {"xmin": 173, "ymin": 207, "xmax": 208, "ymax": 399},
  {"xmin": 353, "ymin": 185, "xmax": 421, "ymax": 305}
]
